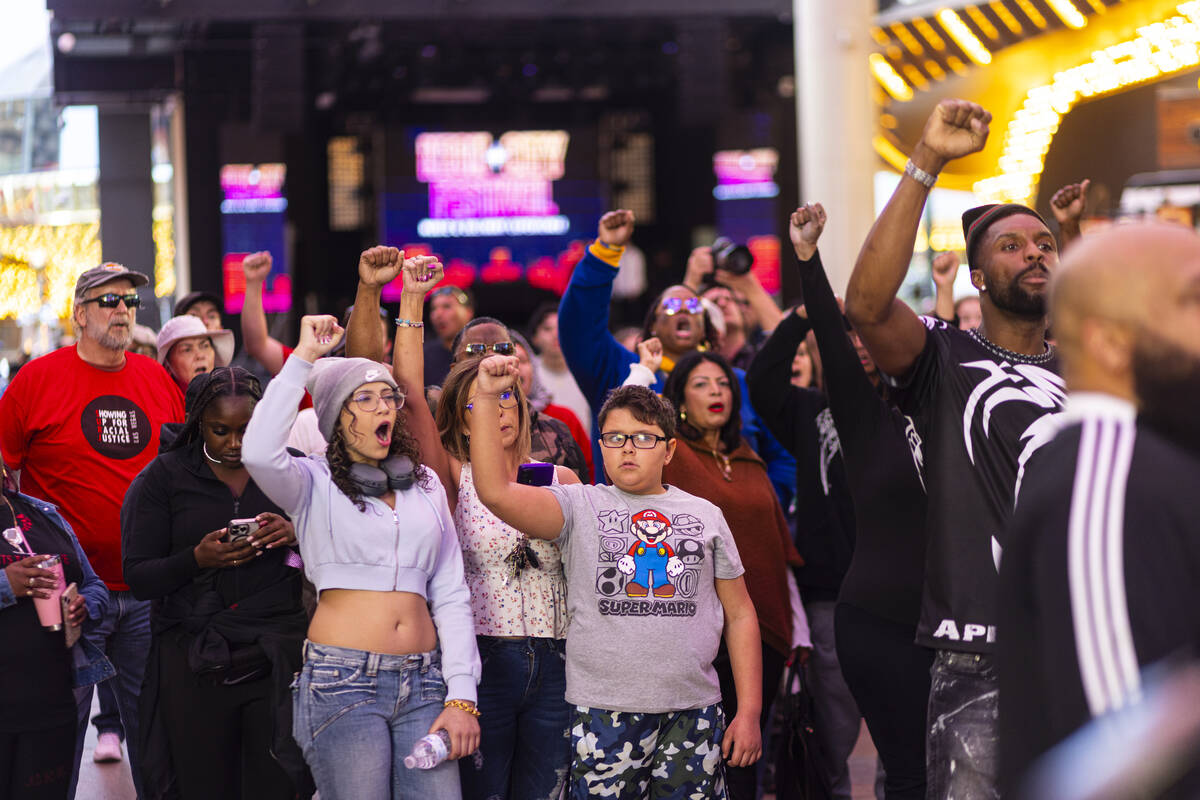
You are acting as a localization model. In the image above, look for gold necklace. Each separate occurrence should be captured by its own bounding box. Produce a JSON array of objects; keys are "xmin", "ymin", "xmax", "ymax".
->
[{"xmin": 710, "ymin": 446, "xmax": 733, "ymax": 481}]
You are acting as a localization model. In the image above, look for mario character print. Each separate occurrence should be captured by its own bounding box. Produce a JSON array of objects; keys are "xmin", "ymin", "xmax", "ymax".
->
[{"xmin": 616, "ymin": 509, "xmax": 685, "ymax": 599}]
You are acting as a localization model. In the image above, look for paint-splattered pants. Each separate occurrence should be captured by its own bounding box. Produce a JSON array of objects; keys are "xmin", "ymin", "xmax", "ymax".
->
[
  {"xmin": 569, "ymin": 703, "xmax": 727, "ymax": 799},
  {"xmin": 926, "ymin": 650, "xmax": 999, "ymax": 800}
]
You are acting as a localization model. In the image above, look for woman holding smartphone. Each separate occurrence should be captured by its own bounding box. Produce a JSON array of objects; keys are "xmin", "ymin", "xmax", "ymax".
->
[
  {"xmin": 344, "ymin": 251, "xmax": 578, "ymax": 800},
  {"xmin": 122, "ymin": 367, "xmax": 307, "ymax": 799},
  {"xmin": 243, "ymin": 313, "xmax": 480, "ymax": 799}
]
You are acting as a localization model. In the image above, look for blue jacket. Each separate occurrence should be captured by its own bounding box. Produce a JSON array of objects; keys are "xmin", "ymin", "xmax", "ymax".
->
[
  {"xmin": 558, "ymin": 244, "xmax": 796, "ymax": 506},
  {"xmin": 0, "ymin": 492, "xmax": 114, "ymax": 689}
]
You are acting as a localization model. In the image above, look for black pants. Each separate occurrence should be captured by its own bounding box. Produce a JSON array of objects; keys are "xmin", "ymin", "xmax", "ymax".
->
[
  {"xmin": 834, "ymin": 602, "xmax": 932, "ymax": 800},
  {"xmin": 715, "ymin": 639, "xmax": 789, "ymax": 800},
  {"xmin": 158, "ymin": 635, "xmax": 294, "ymax": 800},
  {"xmin": 0, "ymin": 723, "xmax": 76, "ymax": 800}
]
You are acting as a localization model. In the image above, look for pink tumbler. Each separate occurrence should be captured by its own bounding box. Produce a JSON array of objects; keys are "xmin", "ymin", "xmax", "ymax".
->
[{"xmin": 32, "ymin": 555, "xmax": 65, "ymax": 631}]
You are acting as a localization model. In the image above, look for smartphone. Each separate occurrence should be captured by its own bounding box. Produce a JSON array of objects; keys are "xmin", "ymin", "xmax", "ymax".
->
[
  {"xmin": 226, "ymin": 518, "xmax": 262, "ymax": 544},
  {"xmin": 61, "ymin": 583, "xmax": 80, "ymax": 648},
  {"xmin": 516, "ymin": 463, "xmax": 555, "ymax": 487}
]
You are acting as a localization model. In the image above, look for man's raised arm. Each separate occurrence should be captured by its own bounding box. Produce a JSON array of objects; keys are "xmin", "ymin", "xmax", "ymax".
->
[{"xmin": 845, "ymin": 99, "xmax": 991, "ymax": 377}]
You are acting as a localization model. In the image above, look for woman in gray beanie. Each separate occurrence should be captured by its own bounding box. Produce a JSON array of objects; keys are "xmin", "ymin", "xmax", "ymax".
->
[{"xmin": 242, "ymin": 314, "xmax": 480, "ymax": 799}]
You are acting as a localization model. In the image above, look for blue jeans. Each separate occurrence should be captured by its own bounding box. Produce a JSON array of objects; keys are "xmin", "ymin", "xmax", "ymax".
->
[
  {"xmin": 292, "ymin": 641, "xmax": 460, "ymax": 800},
  {"xmin": 926, "ymin": 650, "xmax": 998, "ymax": 800},
  {"xmin": 92, "ymin": 679, "xmax": 124, "ymax": 738},
  {"xmin": 459, "ymin": 636, "xmax": 570, "ymax": 800},
  {"xmin": 71, "ymin": 589, "xmax": 151, "ymax": 799}
]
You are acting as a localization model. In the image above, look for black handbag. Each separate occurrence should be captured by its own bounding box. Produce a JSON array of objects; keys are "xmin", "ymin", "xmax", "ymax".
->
[{"xmin": 773, "ymin": 660, "xmax": 834, "ymax": 800}]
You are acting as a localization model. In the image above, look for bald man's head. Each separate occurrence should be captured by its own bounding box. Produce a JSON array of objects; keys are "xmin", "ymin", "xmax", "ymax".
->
[{"xmin": 1051, "ymin": 222, "xmax": 1200, "ymax": 446}]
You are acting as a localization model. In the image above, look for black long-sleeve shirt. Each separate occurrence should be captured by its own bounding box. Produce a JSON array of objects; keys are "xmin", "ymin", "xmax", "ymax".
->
[{"xmin": 749, "ymin": 250, "xmax": 928, "ymax": 624}]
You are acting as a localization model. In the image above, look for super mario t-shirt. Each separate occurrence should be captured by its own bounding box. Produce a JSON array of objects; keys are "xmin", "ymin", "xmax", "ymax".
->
[
  {"xmin": 0, "ymin": 346, "xmax": 183, "ymax": 589},
  {"xmin": 547, "ymin": 482, "xmax": 744, "ymax": 713}
]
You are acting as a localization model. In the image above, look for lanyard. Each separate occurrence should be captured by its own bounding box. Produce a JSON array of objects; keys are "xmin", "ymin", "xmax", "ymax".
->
[{"xmin": 2, "ymin": 495, "xmax": 34, "ymax": 557}]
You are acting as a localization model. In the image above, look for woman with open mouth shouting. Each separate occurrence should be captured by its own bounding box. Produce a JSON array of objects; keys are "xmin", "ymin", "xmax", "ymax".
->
[
  {"xmin": 242, "ymin": 313, "xmax": 480, "ymax": 799},
  {"xmin": 626, "ymin": 345, "xmax": 809, "ymax": 800}
]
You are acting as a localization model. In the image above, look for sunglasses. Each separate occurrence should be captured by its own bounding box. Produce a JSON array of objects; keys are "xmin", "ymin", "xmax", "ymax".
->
[
  {"xmin": 466, "ymin": 389, "xmax": 518, "ymax": 412},
  {"xmin": 431, "ymin": 286, "xmax": 470, "ymax": 306},
  {"xmin": 80, "ymin": 293, "xmax": 141, "ymax": 309},
  {"xmin": 463, "ymin": 342, "xmax": 515, "ymax": 357},
  {"xmin": 658, "ymin": 297, "xmax": 703, "ymax": 316}
]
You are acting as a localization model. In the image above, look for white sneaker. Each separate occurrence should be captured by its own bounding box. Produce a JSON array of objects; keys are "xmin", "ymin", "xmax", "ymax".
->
[{"xmin": 93, "ymin": 732, "xmax": 124, "ymax": 763}]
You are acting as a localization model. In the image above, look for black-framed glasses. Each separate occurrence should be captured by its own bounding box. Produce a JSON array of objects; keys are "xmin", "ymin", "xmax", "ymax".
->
[
  {"xmin": 347, "ymin": 389, "xmax": 405, "ymax": 413},
  {"xmin": 463, "ymin": 342, "xmax": 516, "ymax": 357},
  {"xmin": 80, "ymin": 293, "xmax": 141, "ymax": 309},
  {"xmin": 658, "ymin": 297, "xmax": 702, "ymax": 316},
  {"xmin": 599, "ymin": 432, "xmax": 669, "ymax": 449},
  {"xmin": 431, "ymin": 286, "xmax": 470, "ymax": 306},
  {"xmin": 466, "ymin": 390, "xmax": 518, "ymax": 412}
]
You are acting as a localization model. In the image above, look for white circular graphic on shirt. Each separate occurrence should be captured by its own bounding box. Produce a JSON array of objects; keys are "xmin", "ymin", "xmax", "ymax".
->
[{"xmin": 80, "ymin": 395, "xmax": 152, "ymax": 459}]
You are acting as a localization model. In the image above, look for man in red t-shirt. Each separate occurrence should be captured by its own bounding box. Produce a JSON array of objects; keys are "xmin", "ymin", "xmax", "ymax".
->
[{"xmin": 0, "ymin": 263, "xmax": 183, "ymax": 798}]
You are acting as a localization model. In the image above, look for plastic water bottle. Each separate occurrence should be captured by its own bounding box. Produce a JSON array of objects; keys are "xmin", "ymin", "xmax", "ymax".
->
[{"xmin": 404, "ymin": 729, "xmax": 450, "ymax": 769}]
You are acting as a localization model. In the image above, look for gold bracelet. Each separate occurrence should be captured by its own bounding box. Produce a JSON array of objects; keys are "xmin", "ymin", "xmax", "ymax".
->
[{"xmin": 444, "ymin": 699, "xmax": 481, "ymax": 717}]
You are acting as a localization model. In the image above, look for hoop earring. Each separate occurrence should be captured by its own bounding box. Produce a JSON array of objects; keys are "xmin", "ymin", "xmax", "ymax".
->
[{"xmin": 202, "ymin": 443, "xmax": 222, "ymax": 464}]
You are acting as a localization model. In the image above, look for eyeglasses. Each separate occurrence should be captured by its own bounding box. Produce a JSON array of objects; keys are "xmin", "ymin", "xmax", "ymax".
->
[
  {"xmin": 466, "ymin": 390, "xmax": 518, "ymax": 412},
  {"xmin": 599, "ymin": 432, "xmax": 669, "ymax": 449},
  {"xmin": 463, "ymin": 342, "xmax": 515, "ymax": 357},
  {"xmin": 465, "ymin": 388, "xmax": 518, "ymax": 412},
  {"xmin": 431, "ymin": 286, "xmax": 470, "ymax": 306},
  {"xmin": 80, "ymin": 293, "xmax": 141, "ymax": 309},
  {"xmin": 658, "ymin": 297, "xmax": 703, "ymax": 316},
  {"xmin": 347, "ymin": 390, "xmax": 406, "ymax": 413}
]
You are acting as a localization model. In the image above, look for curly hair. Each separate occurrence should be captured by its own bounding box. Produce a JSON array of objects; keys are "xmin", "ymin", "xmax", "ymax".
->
[
  {"xmin": 435, "ymin": 356, "xmax": 532, "ymax": 464},
  {"xmin": 326, "ymin": 405, "xmax": 431, "ymax": 511},
  {"xmin": 168, "ymin": 367, "xmax": 262, "ymax": 452},
  {"xmin": 662, "ymin": 350, "xmax": 742, "ymax": 453}
]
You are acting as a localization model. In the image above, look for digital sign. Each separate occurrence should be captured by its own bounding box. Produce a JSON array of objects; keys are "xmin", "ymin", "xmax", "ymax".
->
[
  {"xmin": 713, "ymin": 148, "xmax": 782, "ymax": 295},
  {"xmin": 381, "ymin": 126, "xmax": 604, "ymax": 299},
  {"xmin": 712, "ymin": 148, "xmax": 781, "ymax": 201},
  {"xmin": 220, "ymin": 163, "xmax": 291, "ymax": 313}
]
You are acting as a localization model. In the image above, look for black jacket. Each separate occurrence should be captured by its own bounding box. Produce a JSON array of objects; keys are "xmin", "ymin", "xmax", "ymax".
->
[{"xmin": 121, "ymin": 439, "xmax": 311, "ymax": 799}]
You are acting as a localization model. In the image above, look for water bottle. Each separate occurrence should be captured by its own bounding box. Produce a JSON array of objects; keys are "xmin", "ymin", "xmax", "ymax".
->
[{"xmin": 404, "ymin": 729, "xmax": 450, "ymax": 769}]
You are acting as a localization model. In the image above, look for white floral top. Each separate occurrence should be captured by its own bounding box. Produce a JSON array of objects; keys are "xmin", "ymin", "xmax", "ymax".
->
[{"xmin": 454, "ymin": 464, "xmax": 567, "ymax": 639}]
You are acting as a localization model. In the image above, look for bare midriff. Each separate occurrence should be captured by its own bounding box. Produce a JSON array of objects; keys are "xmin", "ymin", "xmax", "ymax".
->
[{"xmin": 308, "ymin": 589, "xmax": 438, "ymax": 655}]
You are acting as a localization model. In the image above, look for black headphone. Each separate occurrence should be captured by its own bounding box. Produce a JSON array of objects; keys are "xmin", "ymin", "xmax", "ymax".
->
[{"xmin": 348, "ymin": 456, "xmax": 416, "ymax": 496}]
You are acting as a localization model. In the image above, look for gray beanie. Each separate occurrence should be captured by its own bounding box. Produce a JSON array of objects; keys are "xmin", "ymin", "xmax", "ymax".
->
[{"xmin": 305, "ymin": 357, "xmax": 398, "ymax": 440}]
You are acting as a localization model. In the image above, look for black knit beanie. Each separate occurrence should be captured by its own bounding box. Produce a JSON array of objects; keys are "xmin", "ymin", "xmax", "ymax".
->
[{"xmin": 962, "ymin": 204, "xmax": 1049, "ymax": 270}]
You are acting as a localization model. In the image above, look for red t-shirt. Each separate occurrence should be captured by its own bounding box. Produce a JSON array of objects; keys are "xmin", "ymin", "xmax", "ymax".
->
[
  {"xmin": 279, "ymin": 345, "xmax": 314, "ymax": 411},
  {"xmin": 0, "ymin": 346, "xmax": 184, "ymax": 590}
]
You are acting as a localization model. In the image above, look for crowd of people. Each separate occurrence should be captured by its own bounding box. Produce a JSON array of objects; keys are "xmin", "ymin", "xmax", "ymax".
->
[{"xmin": 0, "ymin": 96, "xmax": 1197, "ymax": 800}]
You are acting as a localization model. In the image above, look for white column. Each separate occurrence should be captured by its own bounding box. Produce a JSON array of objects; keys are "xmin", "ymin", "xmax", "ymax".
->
[{"xmin": 795, "ymin": 0, "xmax": 876, "ymax": 294}]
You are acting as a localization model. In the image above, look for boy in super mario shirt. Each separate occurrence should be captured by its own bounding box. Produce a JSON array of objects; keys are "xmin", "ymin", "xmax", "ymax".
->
[{"xmin": 468, "ymin": 355, "xmax": 761, "ymax": 799}]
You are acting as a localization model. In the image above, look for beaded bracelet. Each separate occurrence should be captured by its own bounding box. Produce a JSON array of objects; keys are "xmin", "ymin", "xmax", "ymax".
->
[
  {"xmin": 444, "ymin": 699, "xmax": 481, "ymax": 717},
  {"xmin": 394, "ymin": 318, "xmax": 424, "ymax": 328}
]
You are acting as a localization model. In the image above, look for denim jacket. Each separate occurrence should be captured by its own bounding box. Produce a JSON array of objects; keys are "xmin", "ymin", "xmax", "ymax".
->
[{"xmin": 0, "ymin": 492, "xmax": 115, "ymax": 689}]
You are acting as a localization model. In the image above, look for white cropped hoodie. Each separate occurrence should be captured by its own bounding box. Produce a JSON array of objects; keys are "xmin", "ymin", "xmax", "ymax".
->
[{"xmin": 243, "ymin": 355, "xmax": 480, "ymax": 701}]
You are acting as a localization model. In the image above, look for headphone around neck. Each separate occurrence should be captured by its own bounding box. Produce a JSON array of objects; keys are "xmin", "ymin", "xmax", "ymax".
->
[{"xmin": 348, "ymin": 456, "xmax": 416, "ymax": 496}]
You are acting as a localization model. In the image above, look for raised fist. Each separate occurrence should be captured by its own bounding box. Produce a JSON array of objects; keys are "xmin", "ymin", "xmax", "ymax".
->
[
  {"xmin": 665, "ymin": 556, "xmax": 684, "ymax": 578},
  {"xmin": 597, "ymin": 210, "xmax": 636, "ymax": 248},
  {"xmin": 636, "ymin": 337, "xmax": 663, "ymax": 374},
  {"xmin": 1050, "ymin": 179, "xmax": 1090, "ymax": 228},
  {"xmin": 918, "ymin": 100, "xmax": 991, "ymax": 163},
  {"xmin": 617, "ymin": 555, "xmax": 635, "ymax": 575},
  {"xmin": 358, "ymin": 246, "xmax": 403, "ymax": 287},
  {"xmin": 295, "ymin": 315, "xmax": 344, "ymax": 361},
  {"xmin": 401, "ymin": 255, "xmax": 445, "ymax": 296},
  {"xmin": 242, "ymin": 251, "xmax": 273, "ymax": 284},
  {"xmin": 931, "ymin": 251, "xmax": 960, "ymax": 289},
  {"xmin": 789, "ymin": 203, "xmax": 827, "ymax": 261},
  {"xmin": 474, "ymin": 355, "xmax": 519, "ymax": 396}
]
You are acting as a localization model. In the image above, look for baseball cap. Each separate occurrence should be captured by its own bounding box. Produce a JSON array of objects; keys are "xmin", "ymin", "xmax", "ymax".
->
[
  {"xmin": 74, "ymin": 263, "xmax": 150, "ymax": 300},
  {"xmin": 174, "ymin": 290, "xmax": 223, "ymax": 317}
]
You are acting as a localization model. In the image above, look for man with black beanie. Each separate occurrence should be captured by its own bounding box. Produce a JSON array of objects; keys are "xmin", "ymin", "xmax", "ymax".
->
[{"xmin": 845, "ymin": 99, "xmax": 1070, "ymax": 799}]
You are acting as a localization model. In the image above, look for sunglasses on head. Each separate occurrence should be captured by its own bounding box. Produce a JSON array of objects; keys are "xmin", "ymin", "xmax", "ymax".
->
[
  {"xmin": 463, "ymin": 341, "xmax": 515, "ymax": 357},
  {"xmin": 431, "ymin": 286, "xmax": 470, "ymax": 306},
  {"xmin": 659, "ymin": 297, "xmax": 703, "ymax": 316},
  {"xmin": 80, "ymin": 293, "xmax": 141, "ymax": 309}
]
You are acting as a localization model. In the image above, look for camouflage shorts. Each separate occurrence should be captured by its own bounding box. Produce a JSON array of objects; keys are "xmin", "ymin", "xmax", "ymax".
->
[{"xmin": 568, "ymin": 703, "xmax": 727, "ymax": 799}]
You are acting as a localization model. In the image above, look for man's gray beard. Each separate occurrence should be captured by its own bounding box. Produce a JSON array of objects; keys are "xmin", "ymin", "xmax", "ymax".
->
[{"xmin": 91, "ymin": 325, "xmax": 133, "ymax": 351}]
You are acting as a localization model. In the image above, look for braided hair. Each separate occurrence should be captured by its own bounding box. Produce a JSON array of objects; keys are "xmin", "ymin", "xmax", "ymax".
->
[{"xmin": 167, "ymin": 367, "xmax": 262, "ymax": 451}]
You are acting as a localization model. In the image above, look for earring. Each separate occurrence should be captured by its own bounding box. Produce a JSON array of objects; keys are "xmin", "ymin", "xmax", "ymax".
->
[{"xmin": 679, "ymin": 409, "xmax": 687, "ymax": 422}]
